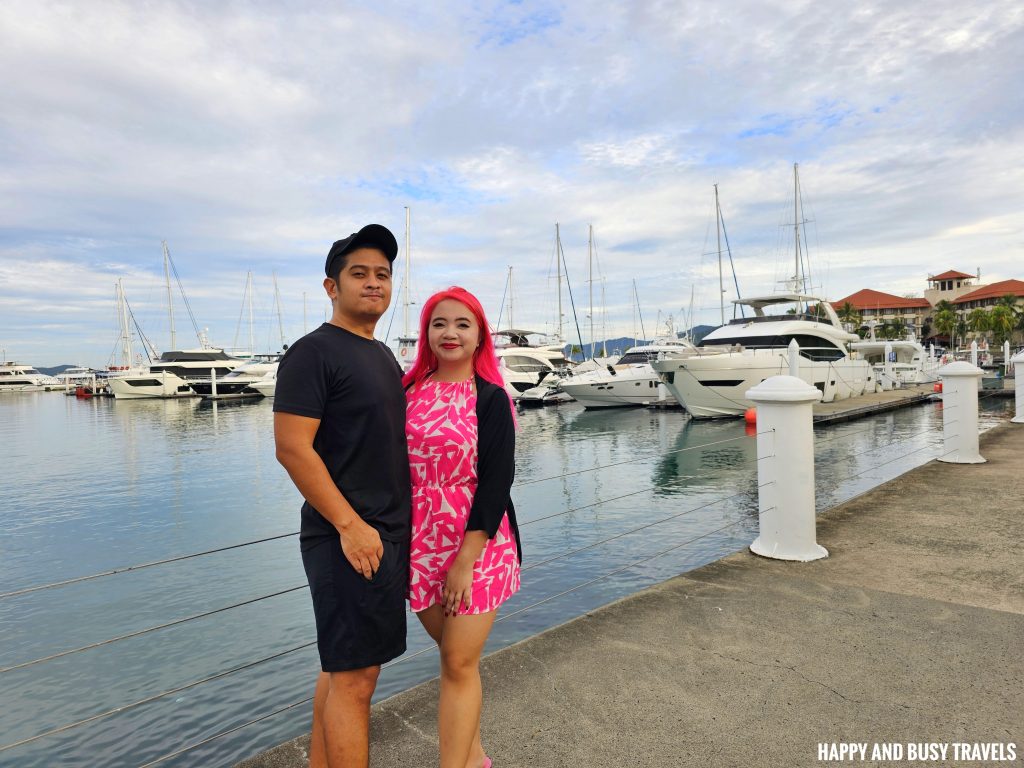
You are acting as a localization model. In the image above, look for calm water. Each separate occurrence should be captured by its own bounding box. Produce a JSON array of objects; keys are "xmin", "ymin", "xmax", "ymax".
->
[{"xmin": 0, "ymin": 390, "xmax": 1013, "ymax": 767}]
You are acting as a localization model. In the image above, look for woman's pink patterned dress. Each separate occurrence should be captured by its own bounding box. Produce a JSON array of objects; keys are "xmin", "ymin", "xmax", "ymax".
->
[{"xmin": 406, "ymin": 378, "xmax": 520, "ymax": 615}]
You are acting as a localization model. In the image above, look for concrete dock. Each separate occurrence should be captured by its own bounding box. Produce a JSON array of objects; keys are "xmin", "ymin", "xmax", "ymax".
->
[{"xmin": 240, "ymin": 421, "xmax": 1024, "ymax": 768}]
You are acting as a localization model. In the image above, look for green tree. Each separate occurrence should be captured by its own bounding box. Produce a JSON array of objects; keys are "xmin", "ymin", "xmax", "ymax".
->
[
  {"xmin": 879, "ymin": 319, "xmax": 902, "ymax": 340},
  {"xmin": 933, "ymin": 308, "xmax": 957, "ymax": 343},
  {"xmin": 988, "ymin": 305, "xmax": 1015, "ymax": 347},
  {"xmin": 967, "ymin": 307, "xmax": 990, "ymax": 339},
  {"xmin": 837, "ymin": 301, "xmax": 861, "ymax": 330}
]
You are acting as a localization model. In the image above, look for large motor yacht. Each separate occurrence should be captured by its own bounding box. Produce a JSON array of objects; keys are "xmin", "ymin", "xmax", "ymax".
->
[
  {"xmin": 0, "ymin": 362, "xmax": 60, "ymax": 392},
  {"xmin": 651, "ymin": 294, "xmax": 874, "ymax": 419},
  {"xmin": 107, "ymin": 349, "xmax": 243, "ymax": 399},
  {"xmin": 560, "ymin": 339, "xmax": 696, "ymax": 409},
  {"xmin": 190, "ymin": 354, "xmax": 281, "ymax": 397}
]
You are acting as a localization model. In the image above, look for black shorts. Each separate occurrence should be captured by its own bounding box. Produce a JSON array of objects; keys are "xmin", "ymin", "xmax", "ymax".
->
[{"xmin": 301, "ymin": 536, "xmax": 409, "ymax": 672}]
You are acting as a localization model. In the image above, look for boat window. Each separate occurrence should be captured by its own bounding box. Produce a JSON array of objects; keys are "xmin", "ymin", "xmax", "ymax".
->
[
  {"xmin": 617, "ymin": 352, "xmax": 656, "ymax": 365},
  {"xmin": 500, "ymin": 355, "xmax": 552, "ymax": 373}
]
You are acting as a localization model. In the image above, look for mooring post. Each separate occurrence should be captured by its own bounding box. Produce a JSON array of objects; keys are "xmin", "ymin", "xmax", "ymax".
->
[
  {"xmin": 746, "ymin": 375, "xmax": 827, "ymax": 561},
  {"xmin": 210, "ymin": 367, "xmax": 218, "ymax": 398},
  {"xmin": 937, "ymin": 361, "xmax": 985, "ymax": 463},
  {"xmin": 1011, "ymin": 350, "xmax": 1024, "ymax": 425}
]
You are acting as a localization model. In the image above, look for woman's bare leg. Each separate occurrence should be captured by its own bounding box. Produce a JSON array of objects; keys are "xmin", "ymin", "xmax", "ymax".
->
[{"xmin": 438, "ymin": 611, "xmax": 495, "ymax": 768}]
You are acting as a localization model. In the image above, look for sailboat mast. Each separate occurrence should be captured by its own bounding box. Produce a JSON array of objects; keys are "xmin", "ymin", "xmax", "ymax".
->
[
  {"xmin": 117, "ymin": 279, "xmax": 132, "ymax": 366},
  {"xmin": 403, "ymin": 206, "xmax": 411, "ymax": 337},
  {"xmin": 272, "ymin": 271, "xmax": 285, "ymax": 349},
  {"xmin": 247, "ymin": 271, "xmax": 255, "ymax": 357},
  {"xmin": 793, "ymin": 162, "xmax": 802, "ymax": 294},
  {"xmin": 632, "ymin": 279, "xmax": 638, "ymax": 347},
  {"xmin": 715, "ymin": 184, "xmax": 724, "ymax": 326},
  {"xmin": 508, "ymin": 265, "xmax": 514, "ymax": 330},
  {"xmin": 556, "ymin": 223, "xmax": 563, "ymax": 341},
  {"xmin": 588, "ymin": 224, "xmax": 595, "ymax": 359},
  {"xmin": 162, "ymin": 241, "xmax": 176, "ymax": 350}
]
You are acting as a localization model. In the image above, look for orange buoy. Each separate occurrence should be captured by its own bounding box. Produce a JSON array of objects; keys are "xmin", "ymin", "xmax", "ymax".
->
[
  {"xmin": 744, "ymin": 407, "xmax": 757, "ymax": 424},
  {"xmin": 933, "ymin": 382, "xmax": 943, "ymax": 393}
]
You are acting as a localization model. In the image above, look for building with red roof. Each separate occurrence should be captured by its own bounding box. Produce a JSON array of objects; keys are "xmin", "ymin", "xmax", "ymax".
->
[
  {"xmin": 952, "ymin": 279, "xmax": 1024, "ymax": 308},
  {"xmin": 924, "ymin": 269, "xmax": 982, "ymax": 304},
  {"xmin": 832, "ymin": 289, "xmax": 932, "ymax": 336}
]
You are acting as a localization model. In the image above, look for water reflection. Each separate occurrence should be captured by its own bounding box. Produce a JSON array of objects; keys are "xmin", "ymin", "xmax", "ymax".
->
[{"xmin": 0, "ymin": 393, "xmax": 1013, "ymax": 767}]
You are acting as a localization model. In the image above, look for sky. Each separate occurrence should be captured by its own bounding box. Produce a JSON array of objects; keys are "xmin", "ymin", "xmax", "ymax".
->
[{"xmin": 2, "ymin": 0, "xmax": 1023, "ymax": 367}]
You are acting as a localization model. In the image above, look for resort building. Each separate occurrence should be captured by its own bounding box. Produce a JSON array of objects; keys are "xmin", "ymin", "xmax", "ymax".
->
[
  {"xmin": 831, "ymin": 288, "xmax": 931, "ymax": 336},
  {"xmin": 923, "ymin": 269, "xmax": 982, "ymax": 305},
  {"xmin": 952, "ymin": 279, "xmax": 1024, "ymax": 313}
]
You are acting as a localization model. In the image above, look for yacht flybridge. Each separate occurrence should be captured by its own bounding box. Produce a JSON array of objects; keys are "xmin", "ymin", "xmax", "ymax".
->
[
  {"xmin": 107, "ymin": 348, "xmax": 243, "ymax": 399},
  {"xmin": 651, "ymin": 293, "xmax": 873, "ymax": 418}
]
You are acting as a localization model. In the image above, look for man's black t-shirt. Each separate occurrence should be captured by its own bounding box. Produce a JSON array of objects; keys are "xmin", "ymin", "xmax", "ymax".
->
[{"xmin": 273, "ymin": 323, "xmax": 411, "ymax": 549}]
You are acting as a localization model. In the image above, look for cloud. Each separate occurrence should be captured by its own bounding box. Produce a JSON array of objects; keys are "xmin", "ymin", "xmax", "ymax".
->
[{"xmin": 2, "ymin": 0, "xmax": 1023, "ymax": 365}]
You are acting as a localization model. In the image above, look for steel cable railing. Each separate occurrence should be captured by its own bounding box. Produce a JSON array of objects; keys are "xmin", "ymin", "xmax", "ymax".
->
[
  {"xmin": 0, "ymin": 489, "xmax": 759, "ymax": 755},
  {"xmin": 2, "ymin": 433, "xmax": 762, "ymax": 601},
  {"xmin": 132, "ymin": 513, "xmax": 752, "ymax": 767}
]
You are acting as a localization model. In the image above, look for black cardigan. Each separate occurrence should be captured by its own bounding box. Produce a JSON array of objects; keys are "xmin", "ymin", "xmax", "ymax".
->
[{"xmin": 466, "ymin": 376, "xmax": 521, "ymax": 563}]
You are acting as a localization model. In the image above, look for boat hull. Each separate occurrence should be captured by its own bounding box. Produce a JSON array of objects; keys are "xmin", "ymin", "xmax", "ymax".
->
[
  {"xmin": 561, "ymin": 367, "xmax": 678, "ymax": 409},
  {"xmin": 652, "ymin": 349, "xmax": 873, "ymax": 419},
  {"xmin": 108, "ymin": 373, "xmax": 198, "ymax": 399}
]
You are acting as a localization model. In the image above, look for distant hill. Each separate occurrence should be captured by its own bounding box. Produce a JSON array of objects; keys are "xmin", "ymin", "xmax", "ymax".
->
[
  {"xmin": 37, "ymin": 364, "xmax": 80, "ymax": 376},
  {"xmin": 562, "ymin": 326, "xmax": 718, "ymax": 361}
]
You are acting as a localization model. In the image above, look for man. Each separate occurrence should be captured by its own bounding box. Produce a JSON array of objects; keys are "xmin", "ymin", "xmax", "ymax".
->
[{"xmin": 273, "ymin": 224, "xmax": 410, "ymax": 768}]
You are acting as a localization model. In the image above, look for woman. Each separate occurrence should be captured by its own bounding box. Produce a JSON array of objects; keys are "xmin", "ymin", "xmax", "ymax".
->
[{"xmin": 403, "ymin": 286, "xmax": 521, "ymax": 768}]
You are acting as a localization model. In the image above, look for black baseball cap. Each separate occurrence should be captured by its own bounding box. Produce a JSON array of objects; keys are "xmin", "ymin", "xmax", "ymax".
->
[{"xmin": 324, "ymin": 224, "xmax": 399, "ymax": 277}]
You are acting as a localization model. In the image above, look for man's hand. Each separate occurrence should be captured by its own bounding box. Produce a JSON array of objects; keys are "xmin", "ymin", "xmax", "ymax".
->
[{"xmin": 338, "ymin": 520, "xmax": 383, "ymax": 580}]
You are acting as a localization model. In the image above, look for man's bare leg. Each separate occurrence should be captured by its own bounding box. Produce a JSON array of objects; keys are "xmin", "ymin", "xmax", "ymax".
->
[
  {"xmin": 309, "ymin": 671, "xmax": 330, "ymax": 768},
  {"xmin": 322, "ymin": 666, "xmax": 380, "ymax": 768}
]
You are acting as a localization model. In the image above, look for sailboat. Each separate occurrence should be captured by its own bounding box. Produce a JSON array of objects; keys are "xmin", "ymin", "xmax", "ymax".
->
[
  {"xmin": 109, "ymin": 242, "xmax": 244, "ymax": 399},
  {"xmin": 652, "ymin": 165, "xmax": 873, "ymax": 418}
]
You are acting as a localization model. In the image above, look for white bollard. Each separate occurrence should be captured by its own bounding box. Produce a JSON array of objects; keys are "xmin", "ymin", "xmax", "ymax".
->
[
  {"xmin": 788, "ymin": 338, "xmax": 800, "ymax": 378},
  {"xmin": 937, "ymin": 361, "xmax": 985, "ymax": 463},
  {"xmin": 970, "ymin": 340, "xmax": 979, "ymax": 368},
  {"xmin": 746, "ymin": 375, "xmax": 827, "ymax": 561},
  {"xmin": 1012, "ymin": 351, "xmax": 1024, "ymax": 424},
  {"xmin": 1004, "ymin": 341, "xmax": 1011, "ymax": 373},
  {"xmin": 210, "ymin": 367, "xmax": 218, "ymax": 397}
]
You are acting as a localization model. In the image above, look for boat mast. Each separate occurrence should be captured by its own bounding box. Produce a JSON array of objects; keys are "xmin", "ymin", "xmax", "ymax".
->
[
  {"xmin": 272, "ymin": 271, "xmax": 285, "ymax": 349},
  {"xmin": 247, "ymin": 271, "xmax": 255, "ymax": 357},
  {"xmin": 508, "ymin": 265, "xmax": 514, "ymax": 330},
  {"xmin": 715, "ymin": 184, "xmax": 724, "ymax": 326},
  {"xmin": 117, "ymin": 279, "xmax": 132, "ymax": 366},
  {"xmin": 556, "ymin": 223, "xmax": 563, "ymax": 342},
  {"xmin": 302, "ymin": 292, "xmax": 308, "ymax": 335},
  {"xmin": 162, "ymin": 241, "xmax": 176, "ymax": 350},
  {"xmin": 403, "ymin": 206, "xmax": 411, "ymax": 337},
  {"xmin": 793, "ymin": 162, "xmax": 803, "ymax": 299},
  {"xmin": 588, "ymin": 224, "xmax": 595, "ymax": 359}
]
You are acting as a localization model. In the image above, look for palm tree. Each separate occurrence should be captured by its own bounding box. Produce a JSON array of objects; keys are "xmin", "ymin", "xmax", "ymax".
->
[
  {"xmin": 967, "ymin": 307, "xmax": 990, "ymax": 341},
  {"xmin": 933, "ymin": 308, "xmax": 956, "ymax": 344},
  {"xmin": 879, "ymin": 320, "xmax": 902, "ymax": 340},
  {"xmin": 837, "ymin": 301, "xmax": 861, "ymax": 330},
  {"xmin": 988, "ymin": 305, "xmax": 1015, "ymax": 347},
  {"xmin": 954, "ymin": 317, "xmax": 968, "ymax": 349}
]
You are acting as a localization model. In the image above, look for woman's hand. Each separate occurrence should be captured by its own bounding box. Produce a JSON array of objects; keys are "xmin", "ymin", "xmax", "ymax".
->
[{"xmin": 442, "ymin": 557, "xmax": 475, "ymax": 616}]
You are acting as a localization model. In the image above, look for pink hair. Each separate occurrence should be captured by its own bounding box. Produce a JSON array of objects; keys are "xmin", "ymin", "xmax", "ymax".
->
[{"xmin": 402, "ymin": 286, "xmax": 515, "ymax": 418}]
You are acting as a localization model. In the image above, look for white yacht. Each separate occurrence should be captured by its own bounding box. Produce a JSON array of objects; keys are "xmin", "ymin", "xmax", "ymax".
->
[
  {"xmin": 651, "ymin": 294, "xmax": 874, "ymax": 418},
  {"xmin": 850, "ymin": 337, "xmax": 940, "ymax": 386},
  {"xmin": 191, "ymin": 354, "xmax": 280, "ymax": 398},
  {"xmin": 560, "ymin": 339, "xmax": 697, "ymax": 409},
  {"xmin": 494, "ymin": 330, "xmax": 573, "ymax": 401},
  {"xmin": 249, "ymin": 370, "xmax": 277, "ymax": 398},
  {"xmin": 54, "ymin": 366, "xmax": 98, "ymax": 389},
  {"xmin": 108, "ymin": 349, "xmax": 243, "ymax": 399},
  {"xmin": 0, "ymin": 362, "xmax": 60, "ymax": 392}
]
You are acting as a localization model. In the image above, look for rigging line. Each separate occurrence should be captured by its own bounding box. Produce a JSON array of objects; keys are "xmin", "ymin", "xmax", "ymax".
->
[
  {"xmin": 0, "ymin": 532, "xmax": 299, "ymax": 600},
  {"xmin": 520, "ymin": 491, "xmax": 754, "ymax": 574},
  {"xmin": 0, "ymin": 586, "xmax": 308, "ymax": 675},
  {"xmin": 494, "ymin": 266, "xmax": 509, "ymax": 331},
  {"xmin": 382, "ymin": 274, "xmax": 402, "ymax": 343},
  {"xmin": 513, "ymin": 432, "xmax": 758, "ymax": 487},
  {"xmin": 136, "ymin": 696, "xmax": 312, "ymax": 768},
  {"xmin": 166, "ymin": 250, "xmax": 202, "ymax": 342},
  {"xmin": 0, "ymin": 642, "xmax": 317, "ymax": 754},
  {"xmin": 558, "ymin": 236, "xmax": 586, "ymax": 359},
  {"xmin": 717, "ymin": 202, "xmax": 745, "ymax": 317}
]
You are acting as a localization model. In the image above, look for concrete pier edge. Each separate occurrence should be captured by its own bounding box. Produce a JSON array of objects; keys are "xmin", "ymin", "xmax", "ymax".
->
[{"xmin": 238, "ymin": 421, "xmax": 1024, "ymax": 767}]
